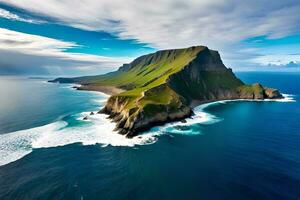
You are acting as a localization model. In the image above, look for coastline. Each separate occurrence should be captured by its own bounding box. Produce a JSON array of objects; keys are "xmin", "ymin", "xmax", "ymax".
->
[
  {"xmin": 0, "ymin": 80, "xmax": 295, "ymax": 166},
  {"xmin": 73, "ymin": 83, "xmax": 293, "ymax": 137},
  {"xmin": 74, "ymin": 85, "xmax": 124, "ymax": 96}
]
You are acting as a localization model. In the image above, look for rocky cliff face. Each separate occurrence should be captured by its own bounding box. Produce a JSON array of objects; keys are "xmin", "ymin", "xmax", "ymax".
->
[
  {"xmin": 166, "ymin": 48, "xmax": 282, "ymax": 105},
  {"xmin": 99, "ymin": 83, "xmax": 191, "ymax": 137},
  {"xmin": 51, "ymin": 46, "xmax": 283, "ymax": 137},
  {"xmin": 99, "ymin": 47, "xmax": 282, "ymax": 137},
  {"xmin": 167, "ymin": 48, "xmax": 243, "ymax": 104},
  {"xmin": 100, "ymin": 90, "xmax": 192, "ymax": 137}
]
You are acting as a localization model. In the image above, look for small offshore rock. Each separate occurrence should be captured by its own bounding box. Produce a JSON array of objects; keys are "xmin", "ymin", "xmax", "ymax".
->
[
  {"xmin": 181, "ymin": 119, "xmax": 187, "ymax": 123},
  {"xmin": 83, "ymin": 116, "xmax": 88, "ymax": 120},
  {"xmin": 90, "ymin": 111, "xmax": 94, "ymax": 115},
  {"xmin": 264, "ymin": 87, "xmax": 283, "ymax": 99}
]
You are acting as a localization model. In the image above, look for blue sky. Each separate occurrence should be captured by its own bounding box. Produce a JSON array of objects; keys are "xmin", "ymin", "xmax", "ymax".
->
[{"xmin": 0, "ymin": 0, "xmax": 300, "ymax": 75}]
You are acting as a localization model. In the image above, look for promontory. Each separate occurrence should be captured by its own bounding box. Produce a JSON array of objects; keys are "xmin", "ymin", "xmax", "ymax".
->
[{"xmin": 50, "ymin": 46, "xmax": 283, "ymax": 137}]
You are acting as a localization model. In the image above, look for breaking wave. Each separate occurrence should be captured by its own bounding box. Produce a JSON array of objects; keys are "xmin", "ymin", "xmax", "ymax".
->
[{"xmin": 0, "ymin": 92, "xmax": 295, "ymax": 166}]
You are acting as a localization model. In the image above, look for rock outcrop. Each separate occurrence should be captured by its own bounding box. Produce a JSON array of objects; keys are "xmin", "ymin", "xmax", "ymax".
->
[{"xmin": 99, "ymin": 89, "xmax": 193, "ymax": 137}]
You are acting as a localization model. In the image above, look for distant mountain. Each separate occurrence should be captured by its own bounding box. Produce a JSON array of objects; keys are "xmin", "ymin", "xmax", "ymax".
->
[{"xmin": 51, "ymin": 46, "xmax": 282, "ymax": 137}]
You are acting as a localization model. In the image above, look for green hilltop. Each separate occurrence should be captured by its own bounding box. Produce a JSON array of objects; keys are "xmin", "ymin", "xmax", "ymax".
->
[{"xmin": 51, "ymin": 46, "xmax": 282, "ymax": 137}]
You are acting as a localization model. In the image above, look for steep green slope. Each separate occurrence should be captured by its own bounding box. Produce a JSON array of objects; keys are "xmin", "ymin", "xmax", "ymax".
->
[{"xmin": 51, "ymin": 46, "xmax": 282, "ymax": 137}]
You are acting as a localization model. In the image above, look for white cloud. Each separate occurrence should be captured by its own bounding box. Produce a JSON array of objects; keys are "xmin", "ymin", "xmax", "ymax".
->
[
  {"xmin": 1, "ymin": 0, "xmax": 300, "ymax": 50},
  {"xmin": 0, "ymin": 28, "xmax": 131, "ymax": 75},
  {"xmin": 1, "ymin": 0, "xmax": 300, "ymax": 71},
  {"xmin": 1, "ymin": 0, "xmax": 300, "ymax": 70},
  {"xmin": 0, "ymin": 8, "xmax": 44, "ymax": 24}
]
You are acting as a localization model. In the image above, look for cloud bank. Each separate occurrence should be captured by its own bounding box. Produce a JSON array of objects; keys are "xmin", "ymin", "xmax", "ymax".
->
[
  {"xmin": 2, "ymin": 0, "xmax": 300, "ymax": 50},
  {"xmin": 0, "ymin": 28, "xmax": 130, "ymax": 75},
  {"xmin": 1, "ymin": 0, "xmax": 300, "ymax": 74}
]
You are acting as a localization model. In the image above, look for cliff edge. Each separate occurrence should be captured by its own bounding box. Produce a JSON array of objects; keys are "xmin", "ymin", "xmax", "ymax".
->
[{"xmin": 51, "ymin": 46, "xmax": 282, "ymax": 137}]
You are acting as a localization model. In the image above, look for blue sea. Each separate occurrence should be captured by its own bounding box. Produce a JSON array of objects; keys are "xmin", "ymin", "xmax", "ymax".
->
[{"xmin": 0, "ymin": 72, "xmax": 299, "ymax": 200}]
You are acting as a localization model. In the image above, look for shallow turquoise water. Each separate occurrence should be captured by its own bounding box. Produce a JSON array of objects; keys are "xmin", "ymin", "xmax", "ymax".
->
[
  {"xmin": 0, "ymin": 72, "xmax": 299, "ymax": 200},
  {"xmin": 0, "ymin": 76, "xmax": 105, "ymax": 134}
]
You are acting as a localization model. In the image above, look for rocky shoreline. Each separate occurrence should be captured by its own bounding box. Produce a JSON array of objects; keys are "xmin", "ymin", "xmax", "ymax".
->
[
  {"xmin": 80, "ymin": 86, "xmax": 282, "ymax": 138},
  {"xmin": 98, "ymin": 85, "xmax": 282, "ymax": 138},
  {"xmin": 98, "ymin": 96, "xmax": 194, "ymax": 137}
]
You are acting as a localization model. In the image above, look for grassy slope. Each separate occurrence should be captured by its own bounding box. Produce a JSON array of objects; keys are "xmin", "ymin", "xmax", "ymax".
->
[
  {"xmin": 56, "ymin": 46, "xmax": 246, "ymax": 113},
  {"xmin": 96, "ymin": 48, "xmax": 202, "ymax": 87},
  {"xmin": 91, "ymin": 47, "xmax": 206, "ymax": 111}
]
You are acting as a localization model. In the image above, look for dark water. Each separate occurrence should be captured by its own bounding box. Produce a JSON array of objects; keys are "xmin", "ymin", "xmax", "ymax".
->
[{"xmin": 0, "ymin": 72, "xmax": 299, "ymax": 200}]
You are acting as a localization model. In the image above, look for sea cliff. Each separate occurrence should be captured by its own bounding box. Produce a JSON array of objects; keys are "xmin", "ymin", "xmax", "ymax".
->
[{"xmin": 51, "ymin": 46, "xmax": 282, "ymax": 137}]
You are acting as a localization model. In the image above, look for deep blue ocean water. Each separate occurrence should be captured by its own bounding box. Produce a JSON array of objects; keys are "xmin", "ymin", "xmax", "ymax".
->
[{"xmin": 0, "ymin": 72, "xmax": 299, "ymax": 200}]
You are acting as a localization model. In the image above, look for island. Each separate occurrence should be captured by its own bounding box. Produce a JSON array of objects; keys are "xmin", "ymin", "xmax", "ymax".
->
[{"xmin": 50, "ymin": 46, "xmax": 283, "ymax": 137}]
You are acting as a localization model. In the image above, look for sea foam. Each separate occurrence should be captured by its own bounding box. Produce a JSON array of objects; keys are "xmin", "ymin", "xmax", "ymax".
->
[{"xmin": 0, "ymin": 111, "xmax": 159, "ymax": 166}]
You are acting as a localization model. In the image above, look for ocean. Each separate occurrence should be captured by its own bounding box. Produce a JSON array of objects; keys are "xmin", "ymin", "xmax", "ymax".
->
[{"xmin": 0, "ymin": 72, "xmax": 299, "ymax": 200}]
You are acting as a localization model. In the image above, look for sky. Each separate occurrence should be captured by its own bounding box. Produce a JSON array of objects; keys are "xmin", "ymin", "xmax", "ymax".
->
[{"xmin": 0, "ymin": 0, "xmax": 300, "ymax": 76}]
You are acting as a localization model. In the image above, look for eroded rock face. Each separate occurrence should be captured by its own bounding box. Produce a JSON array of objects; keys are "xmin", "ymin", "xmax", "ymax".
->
[
  {"xmin": 100, "ymin": 92, "xmax": 193, "ymax": 137},
  {"xmin": 101, "ymin": 83, "xmax": 283, "ymax": 137},
  {"xmin": 51, "ymin": 46, "xmax": 283, "ymax": 138},
  {"xmin": 264, "ymin": 88, "xmax": 283, "ymax": 99},
  {"xmin": 126, "ymin": 105, "xmax": 192, "ymax": 138},
  {"xmin": 98, "ymin": 47, "xmax": 283, "ymax": 137},
  {"xmin": 167, "ymin": 48, "xmax": 244, "ymax": 104}
]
